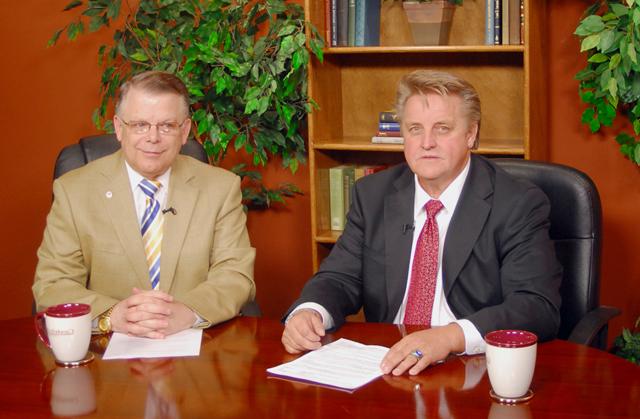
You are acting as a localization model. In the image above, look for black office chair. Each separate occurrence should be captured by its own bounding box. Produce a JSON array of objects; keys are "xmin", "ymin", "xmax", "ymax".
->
[
  {"xmin": 494, "ymin": 158, "xmax": 620, "ymax": 350},
  {"xmin": 53, "ymin": 134, "xmax": 261, "ymax": 317}
]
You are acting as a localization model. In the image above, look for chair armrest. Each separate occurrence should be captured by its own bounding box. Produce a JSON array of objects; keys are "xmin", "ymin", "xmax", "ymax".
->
[{"xmin": 568, "ymin": 306, "xmax": 621, "ymax": 348}]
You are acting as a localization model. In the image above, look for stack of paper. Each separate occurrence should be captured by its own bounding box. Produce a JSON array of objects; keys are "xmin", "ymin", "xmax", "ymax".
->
[{"xmin": 267, "ymin": 338, "xmax": 389, "ymax": 392}]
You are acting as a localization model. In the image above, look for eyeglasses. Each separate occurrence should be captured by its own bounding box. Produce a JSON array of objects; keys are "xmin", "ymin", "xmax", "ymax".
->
[{"xmin": 118, "ymin": 118, "xmax": 189, "ymax": 135}]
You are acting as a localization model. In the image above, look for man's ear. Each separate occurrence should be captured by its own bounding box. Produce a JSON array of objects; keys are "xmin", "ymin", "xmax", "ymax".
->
[
  {"xmin": 113, "ymin": 116, "xmax": 123, "ymax": 143},
  {"xmin": 466, "ymin": 123, "xmax": 479, "ymax": 149},
  {"xmin": 180, "ymin": 119, "xmax": 191, "ymax": 146}
]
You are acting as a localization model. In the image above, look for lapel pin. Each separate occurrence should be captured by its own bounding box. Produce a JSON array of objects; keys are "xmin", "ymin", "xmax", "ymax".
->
[{"xmin": 105, "ymin": 191, "xmax": 113, "ymax": 199}]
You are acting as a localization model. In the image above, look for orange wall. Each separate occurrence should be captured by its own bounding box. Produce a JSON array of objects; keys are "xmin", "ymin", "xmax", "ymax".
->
[
  {"xmin": 0, "ymin": 0, "xmax": 312, "ymax": 320},
  {"xmin": 548, "ymin": 1, "xmax": 640, "ymax": 338},
  {"xmin": 0, "ymin": 1, "xmax": 637, "ymax": 343}
]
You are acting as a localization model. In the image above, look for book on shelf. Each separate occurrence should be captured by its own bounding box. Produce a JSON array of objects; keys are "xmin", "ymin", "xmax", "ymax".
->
[
  {"xmin": 519, "ymin": 0, "xmax": 524, "ymax": 45},
  {"xmin": 347, "ymin": 0, "xmax": 356, "ymax": 46},
  {"xmin": 330, "ymin": 0, "xmax": 338, "ymax": 47},
  {"xmin": 509, "ymin": 0, "xmax": 522, "ymax": 45},
  {"xmin": 329, "ymin": 166, "xmax": 347, "ymax": 231},
  {"xmin": 375, "ymin": 130, "xmax": 401, "ymax": 137},
  {"xmin": 342, "ymin": 166, "xmax": 355, "ymax": 220},
  {"xmin": 493, "ymin": 0, "xmax": 502, "ymax": 45},
  {"xmin": 372, "ymin": 136, "xmax": 403, "ymax": 144},
  {"xmin": 326, "ymin": 164, "xmax": 389, "ymax": 231},
  {"xmin": 485, "ymin": 0, "xmax": 494, "ymax": 45},
  {"xmin": 379, "ymin": 111, "xmax": 398, "ymax": 122},
  {"xmin": 378, "ymin": 121, "xmax": 400, "ymax": 132},
  {"xmin": 354, "ymin": 0, "xmax": 381, "ymax": 46},
  {"xmin": 502, "ymin": 0, "xmax": 509, "ymax": 44},
  {"xmin": 338, "ymin": 0, "xmax": 348, "ymax": 46}
]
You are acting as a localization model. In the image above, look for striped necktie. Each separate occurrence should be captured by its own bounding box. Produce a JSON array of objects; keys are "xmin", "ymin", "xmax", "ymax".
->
[
  {"xmin": 139, "ymin": 179, "xmax": 163, "ymax": 290},
  {"xmin": 403, "ymin": 199, "xmax": 444, "ymax": 326}
]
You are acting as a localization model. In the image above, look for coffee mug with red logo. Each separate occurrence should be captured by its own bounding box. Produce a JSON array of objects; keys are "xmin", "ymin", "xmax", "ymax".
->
[{"xmin": 35, "ymin": 303, "xmax": 92, "ymax": 363}]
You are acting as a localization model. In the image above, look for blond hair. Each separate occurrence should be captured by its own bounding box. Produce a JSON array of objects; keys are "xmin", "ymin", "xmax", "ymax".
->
[{"xmin": 395, "ymin": 70, "xmax": 481, "ymax": 147}]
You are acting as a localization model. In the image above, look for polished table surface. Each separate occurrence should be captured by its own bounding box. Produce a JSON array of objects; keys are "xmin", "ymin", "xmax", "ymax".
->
[{"xmin": 1, "ymin": 316, "xmax": 639, "ymax": 418}]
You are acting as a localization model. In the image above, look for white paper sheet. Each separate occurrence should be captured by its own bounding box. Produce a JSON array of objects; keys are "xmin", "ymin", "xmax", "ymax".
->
[
  {"xmin": 102, "ymin": 328, "xmax": 202, "ymax": 360},
  {"xmin": 267, "ymin": 338, "xmax": 389, "ymax": 391}
]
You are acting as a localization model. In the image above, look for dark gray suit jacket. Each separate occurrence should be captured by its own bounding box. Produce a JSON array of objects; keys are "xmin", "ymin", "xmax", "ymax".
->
[{"xmin": 288, "ymin": 155, "xmax": 562, "ymax": 341}]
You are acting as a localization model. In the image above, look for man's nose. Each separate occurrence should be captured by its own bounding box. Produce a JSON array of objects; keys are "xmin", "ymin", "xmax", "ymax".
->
[
  {"xmin": 146, "ymin": 125, "xmax": 161, "ymax": 142},
  {"xmin": 420, "ymin": 132, "xmax": 436, "ymax": 149}
]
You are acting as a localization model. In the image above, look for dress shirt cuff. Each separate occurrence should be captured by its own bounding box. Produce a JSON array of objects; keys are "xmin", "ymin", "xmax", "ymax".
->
[
  {"xmin": 453, "ymin": 319, "xmax": 486, "ymax": 355},
  {"xmin": 288, "ymin": 302, "xmax": 335, "ymax": 330},
  {"xmin": 192, "ymin": 312, "xmax": 207, "ymax": 328}
]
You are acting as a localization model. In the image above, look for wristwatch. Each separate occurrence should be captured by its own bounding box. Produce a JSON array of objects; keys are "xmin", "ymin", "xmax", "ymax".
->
[{"xmin": 97, "ymin": 306, "xmax": 114, "ymax": 334}]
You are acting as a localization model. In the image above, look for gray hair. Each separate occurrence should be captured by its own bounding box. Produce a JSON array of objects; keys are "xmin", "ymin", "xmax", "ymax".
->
[{"xmin": 115, "ymin": 71, "xmax": 190, "ymax": 117}]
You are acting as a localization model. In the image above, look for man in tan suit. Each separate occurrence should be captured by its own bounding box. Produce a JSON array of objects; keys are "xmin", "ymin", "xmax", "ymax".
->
[{"xmin": 33, "ymin": 71, "xmax": 255, "ymax": 339}]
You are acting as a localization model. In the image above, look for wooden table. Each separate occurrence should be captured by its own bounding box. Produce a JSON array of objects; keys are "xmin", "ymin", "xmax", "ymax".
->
[{"xmin": 1, "ymin": 316, "xmax": 639, "ymax": 418}]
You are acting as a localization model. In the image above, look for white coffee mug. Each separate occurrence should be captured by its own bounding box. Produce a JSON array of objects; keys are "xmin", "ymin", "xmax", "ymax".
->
[
  {"xmin": 485, "ymin": 329, "xmax": 537, "ymax": 399},
  {"xmin": 35, "ymin": 303, "xmax": 92, "ymax": 363},
  {"xmin": 49, "ymin": 366, "xmax": 96, "ymax": 416}
]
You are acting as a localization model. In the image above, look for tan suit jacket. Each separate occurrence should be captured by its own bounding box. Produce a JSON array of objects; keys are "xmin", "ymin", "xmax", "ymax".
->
[{"xmin": 33, "ymin": 150, "xmax": 255, "ymax": 326}]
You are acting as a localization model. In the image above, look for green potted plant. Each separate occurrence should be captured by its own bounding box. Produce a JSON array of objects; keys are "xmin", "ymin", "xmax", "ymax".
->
[
  {"xmin": 49, "ymin": 0, "xmax": 325, "ymax": 208},
  {"xmin": 400, "ymin": 0, "xmax": 463, "ymax": 46},
  {"xmin": 612, "ymin": 316, "xmax": 640, "ymax": 364},
  {"xmin": 574, "ymin": 0, "xmax": 640, "ymax": 166}
]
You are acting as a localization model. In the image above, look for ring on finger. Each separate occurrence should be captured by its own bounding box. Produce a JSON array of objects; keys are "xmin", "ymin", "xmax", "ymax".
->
[{"xmin": 409, "ymin": 349, "xmax": 424, "ymax": 361}]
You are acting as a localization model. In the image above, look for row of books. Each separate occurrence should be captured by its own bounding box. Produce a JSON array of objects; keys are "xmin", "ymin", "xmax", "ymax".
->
[
  {"xmin": 325, "ymin": 0, "xmax": 381, "ymax": 47},
  {"xmin": 371, "ymin": 111, "xmax": 403, "ymax": 145},
  {"xmin": 324, "ymin": 164, "xmax": 387, "ymax": 231},
  {"xmin": 486, "ymin": 0, "xmax": 524, "ymax": 45}
]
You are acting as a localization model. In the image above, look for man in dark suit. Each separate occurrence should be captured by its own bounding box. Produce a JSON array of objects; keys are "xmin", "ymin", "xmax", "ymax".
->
[{"xmin": 281, "ymin": 70, "xmax": 561, "ymax": 376}]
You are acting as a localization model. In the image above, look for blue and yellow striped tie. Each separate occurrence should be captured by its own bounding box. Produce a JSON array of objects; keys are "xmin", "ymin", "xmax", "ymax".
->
[{"xmin": 139, "ymin": 179, "xmax": 163, "ymax": 290}]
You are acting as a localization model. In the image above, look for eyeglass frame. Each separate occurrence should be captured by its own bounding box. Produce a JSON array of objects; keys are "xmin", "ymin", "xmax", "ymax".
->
[{"xmin": 116, "ymin": 116, "xmax": 190, "ymax": 135}]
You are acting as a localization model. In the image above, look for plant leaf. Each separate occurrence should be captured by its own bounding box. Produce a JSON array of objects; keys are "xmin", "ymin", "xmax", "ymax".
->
[
  {"xmin": 589, "ymin": 53, "xmax": 609, "ymax": 63},
  {"xmin": 63, "ymin": 0, "xmax": 83, "ymax": 12},
  {"xmin": 47, "ymin": 28, "xmax": 64, "ymax": 47},
  {"xmin": 575, "ymin": 15, "xmax": 605, "ymax": 35},
  {"xmin": 581, "ymin": 34, "xmax": 601, "ymax": 52}
]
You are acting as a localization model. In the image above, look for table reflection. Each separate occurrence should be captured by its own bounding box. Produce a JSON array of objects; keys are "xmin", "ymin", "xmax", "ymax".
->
[
  {"xmin": 42, "ymin": 365, "xmax": 97, "ymax": 417},
  {"xmin": 383, "ymin": 355, "xmax": 488, "ymax": 419},
  {"xmin": 37, "ymin": 319, "xmax": 259, "ymax": 418},
  {"xmin": 488, "ymin": 401, "xmax": 532, "ymax": 419}
]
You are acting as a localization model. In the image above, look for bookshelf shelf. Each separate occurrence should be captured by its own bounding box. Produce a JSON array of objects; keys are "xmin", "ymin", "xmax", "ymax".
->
[
  {"xmin": 305, "ymin": 0, "xmax": 548, "ymax": 271},
  {"xmin": 325, "ymin": 45, "xmax": 525, "ymax": 55},
  {"xmin": 315, "ymin": 230, "xmax": 342, "ymax": 244},
  {"xmin": 313, "ymin": 136, "xmax": 524, "ymax": 155}
]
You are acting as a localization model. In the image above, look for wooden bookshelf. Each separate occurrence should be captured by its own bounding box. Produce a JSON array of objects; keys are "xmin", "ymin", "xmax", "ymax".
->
[{"xmin": 305, "ymin": 0, "xmax": 548, "ymax": 270}]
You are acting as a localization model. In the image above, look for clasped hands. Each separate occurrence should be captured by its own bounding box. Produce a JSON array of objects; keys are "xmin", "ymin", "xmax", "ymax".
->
[
  {"xmin": 281, "ymin": 309, "xmax": 464, "ymax": 376},
  {"xmin": 110, "ymin": 287, "xmax": 196, "ymax": 339}
]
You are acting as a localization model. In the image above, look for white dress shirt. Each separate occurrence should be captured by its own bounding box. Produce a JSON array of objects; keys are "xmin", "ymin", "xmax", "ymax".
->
[{"xmin": 292, "ymin": 157, "xmax": 486, "ymax": 355}]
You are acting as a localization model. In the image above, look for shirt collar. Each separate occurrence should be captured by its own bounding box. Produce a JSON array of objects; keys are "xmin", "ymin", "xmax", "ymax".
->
[
  {"xmin": 413, "ymin": 157, "xmax": 471, "ymax": 219},
  {"xmin": 124, "ymin": 161, "xmax": 171, "ymax": 191}
]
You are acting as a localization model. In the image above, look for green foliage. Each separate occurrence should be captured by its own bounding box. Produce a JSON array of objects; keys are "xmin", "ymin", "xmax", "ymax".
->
[
  {"xmin": 574, "ymin": 0, "xmax": 640, "ymax": 165},
  {"xmin": 50, "ymin": 0, "xmax": 325, "ymax": 208},
  {"xmin": 612, "ymin": 316, "xmax": 640, "ymax": 365}
]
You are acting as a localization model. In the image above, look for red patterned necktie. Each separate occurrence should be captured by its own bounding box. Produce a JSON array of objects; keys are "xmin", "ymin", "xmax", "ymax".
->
[{"xmin": 403, "ymin": 199, "xmax": 444, "ymax": 326}]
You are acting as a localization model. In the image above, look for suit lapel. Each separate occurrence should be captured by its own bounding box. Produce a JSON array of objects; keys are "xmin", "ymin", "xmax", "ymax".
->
[
  {"xmin": 161, "ymin": 156, "xmax": 199, "ymax": 292},
  {"xmin": 100, "ymin": 151, "xmax": 151, "ymax": 288},
  {"xmin": 443, "ymin": 155, "xmax": 493, "ymax": 296},
  {"xmin": 384, "ymin": 166, "xmax": 415, "ymax": 321}
]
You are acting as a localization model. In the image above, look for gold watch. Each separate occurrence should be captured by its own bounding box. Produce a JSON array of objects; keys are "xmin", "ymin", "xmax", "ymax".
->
[{"xmin": 97, "ymin": 306, "xmax": 114, "ymax": 334}]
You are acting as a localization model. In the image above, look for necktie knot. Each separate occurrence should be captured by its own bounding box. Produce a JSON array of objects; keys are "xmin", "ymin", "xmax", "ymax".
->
[
  {"xmin": 139, "ymin": 179, "xmax": 161, "ymax": 199},
  {"xmin": 425, "ymin": 200, "xmax": 443, "ymax": 219}
]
